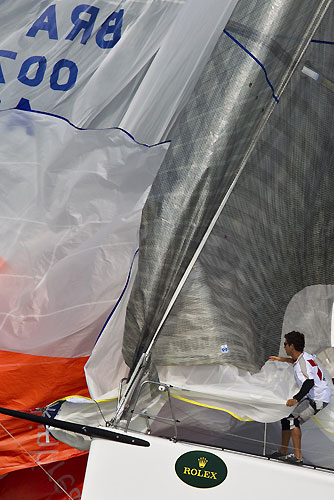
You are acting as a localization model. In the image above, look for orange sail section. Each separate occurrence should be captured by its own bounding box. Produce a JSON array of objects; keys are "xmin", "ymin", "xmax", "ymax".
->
[
  {"xmin": 0, "ymin": 350, "xmax": 89, "ymax": 474},
  {"xmin": 0, "ymin": 454, "xmax": 88, "ymax": 499}
]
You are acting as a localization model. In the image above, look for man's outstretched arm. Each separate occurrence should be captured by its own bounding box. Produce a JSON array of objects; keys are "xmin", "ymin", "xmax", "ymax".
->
[{"xmin": 269, "ymin": 356, "xmax": 294, "ymax": 363}]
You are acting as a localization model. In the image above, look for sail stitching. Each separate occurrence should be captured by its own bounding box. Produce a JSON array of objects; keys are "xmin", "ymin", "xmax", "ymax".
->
[{"xmin": 0, "ymin": 421, "xmax": 75, "ymax": 500}]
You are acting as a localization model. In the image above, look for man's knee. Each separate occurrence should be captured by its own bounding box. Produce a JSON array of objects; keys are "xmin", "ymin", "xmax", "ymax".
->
[
  {"xmin": 293, "ymin": 417, "xmax": 300, "ymax": 428},
  {"xmin": 281, "ymin": 416, "xmax": 300, "ymax": 430}
]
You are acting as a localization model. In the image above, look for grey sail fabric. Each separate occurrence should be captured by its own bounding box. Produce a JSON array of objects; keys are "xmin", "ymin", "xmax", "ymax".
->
[
  {"xmin": 122, "ymin": 0, "xmax": 333, "ymax": 373},
  {"xmin": 151, "ymin": 4, "xmax": 334, "ymax": 373}
]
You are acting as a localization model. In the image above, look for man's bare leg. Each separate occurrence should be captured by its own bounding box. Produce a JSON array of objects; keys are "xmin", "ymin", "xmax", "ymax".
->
[
  {"xmin": 280, "ymin": 429, "xmax": 291, "ymax": 455},
  {"xmin": 291, "ymin": 427, "xmax": 302, "ymax": 459}
]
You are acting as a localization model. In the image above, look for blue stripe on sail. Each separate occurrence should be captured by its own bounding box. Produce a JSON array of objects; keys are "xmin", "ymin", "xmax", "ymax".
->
[
  {"xmin": 311, "ymin": 39, "xmax": 334, "ymax": 45},
  {"xmin": 94, "ymin": 248, "xmax": 139, "ymax": 346},
  {"xmin": 223, "ymin": 29, "xmax": 279, "ymax": 103},
  {"xmin": 5, "ymin": 103, "xmax": 171, "ymax": 149}
]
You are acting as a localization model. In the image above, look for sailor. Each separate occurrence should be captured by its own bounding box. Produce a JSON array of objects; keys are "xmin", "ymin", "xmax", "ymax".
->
[{"xmin": 269, "ymin": 330, "xmax": 331, "ymax": 465}]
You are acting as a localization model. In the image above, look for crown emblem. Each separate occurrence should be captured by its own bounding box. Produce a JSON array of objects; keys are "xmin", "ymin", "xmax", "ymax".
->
[{"xmin": 198, "ymin": 457, "xmax": 208, "ymax": 468}]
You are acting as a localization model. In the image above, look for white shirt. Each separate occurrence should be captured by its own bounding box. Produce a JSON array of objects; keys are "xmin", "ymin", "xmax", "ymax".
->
[{"xmin": 293, "ymin": 352, "xmax": 331, "ymax": 403}]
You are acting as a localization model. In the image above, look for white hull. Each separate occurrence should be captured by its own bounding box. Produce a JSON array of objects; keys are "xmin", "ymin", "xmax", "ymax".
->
[{"xmin": 82, "ymin": 430, "xmax": 334, "ymax": 499}]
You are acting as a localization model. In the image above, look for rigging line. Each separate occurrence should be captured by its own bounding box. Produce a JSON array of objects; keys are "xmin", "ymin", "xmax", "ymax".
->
[
  {"xmin": 223, "ymin": 29, "xmax": 279, "ymax": 103},
  {"xmin": 93, "ymin": 399, "xmax": 109, "ymax": 425},
  {"xmin": 0, "ymin": 421, "xmax": 74, "ymax": 500},
  {"xmin": 311, "ymin": 39, "xmax": 334, "ymax": 44}
]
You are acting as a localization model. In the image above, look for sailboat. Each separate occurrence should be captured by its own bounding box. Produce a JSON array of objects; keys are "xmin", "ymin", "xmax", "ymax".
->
[{"xmin": 1, "ymin": 0, "xmax": 334, "ymax": 498}]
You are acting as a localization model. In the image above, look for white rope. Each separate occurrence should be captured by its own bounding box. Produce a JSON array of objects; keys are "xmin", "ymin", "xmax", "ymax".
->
[{"xmin": 0, "ymin": 421, "xmax": 74, "ymax": 500}]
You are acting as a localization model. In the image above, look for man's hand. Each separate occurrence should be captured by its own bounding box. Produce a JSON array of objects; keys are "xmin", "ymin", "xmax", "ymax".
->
[
  {"xmin": 269, "ymin": 356, "xmax": 282, "ymax": 361},
  {"xmin": 286, "ymin": 398, "xmax": 298, "ymax": 407}
]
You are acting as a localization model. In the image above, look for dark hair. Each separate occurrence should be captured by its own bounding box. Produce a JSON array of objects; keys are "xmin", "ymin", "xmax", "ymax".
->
[{"xmin": 285, "ymin": 331, "xmax": 305, "ymax": 352}]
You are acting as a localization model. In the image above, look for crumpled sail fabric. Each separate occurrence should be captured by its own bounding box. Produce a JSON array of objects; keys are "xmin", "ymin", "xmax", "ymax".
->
[
  {"xmin": 84, "ymin": 252, "xmax": 138, "ymax": 396},
  {"xmin": 45, "ymin": 395, "xmax": 119, "ymax": 451},
  {"xmin": 159, "ymin": 360, "xmax": 334, "ymax": 428},
  {"xmin": 0, "ymin": 0, "xmax": 241, "ymax": 480},
  {"xmin": 0, "ymin": 108, "xmax": 167, "ymax": 356},
  {"xmin": 114, "ymin": 0, "xmax": 334, "ymax": 466},
  {"xmin": 0, "ymin": 107, "xmax": 167, "ymax": 474},
  {"xmin": 282, "ymin": 286, "xmax": 334, "ymax": 354},
  {"xmin": 159, "ymin": 362, "xmax": 299, "ymax": 423}
]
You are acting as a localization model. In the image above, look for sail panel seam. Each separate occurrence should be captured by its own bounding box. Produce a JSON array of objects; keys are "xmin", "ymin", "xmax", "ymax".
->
[{"xmin": 223, "ymin": 29, "xmax": 279, "ymax": 103}]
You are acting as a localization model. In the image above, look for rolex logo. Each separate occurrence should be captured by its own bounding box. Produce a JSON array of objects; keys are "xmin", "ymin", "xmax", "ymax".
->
[
  {"xmin": 198, "ymin": 457, "xmax": 208, "ymax": 468},
  {"xmin": 175, "ymin": 451, "xmax": 228, "ymax": 488}
]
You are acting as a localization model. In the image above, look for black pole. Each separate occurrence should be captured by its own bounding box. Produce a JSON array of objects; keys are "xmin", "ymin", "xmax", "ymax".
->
[{"xmin": 0, "ymin": 406, "xmax": 150, "ymax": 447}]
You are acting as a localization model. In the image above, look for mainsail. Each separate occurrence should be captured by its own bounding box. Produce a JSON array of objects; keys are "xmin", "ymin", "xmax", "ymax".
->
[{"xmin": 124, "ymin": 0, "xmax": 334, "ymax": 372}]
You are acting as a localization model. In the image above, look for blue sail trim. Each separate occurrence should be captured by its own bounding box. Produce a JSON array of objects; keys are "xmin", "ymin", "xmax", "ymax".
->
[
  {"xmin": 223, "ymin": 29, "xmax": 279, "ymax": 103},
  {"xmin": 94, "ymin": 248, "xmax": 139, "ymax": 346},
  {"xmin": 9, "ymin": 102, "xmax": 171, "ymax": 148},
  {"xmin": 311, "ymin": 39, "xmax": 334, "ymax": 45}
]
